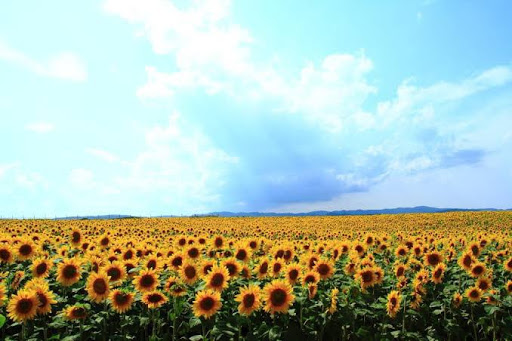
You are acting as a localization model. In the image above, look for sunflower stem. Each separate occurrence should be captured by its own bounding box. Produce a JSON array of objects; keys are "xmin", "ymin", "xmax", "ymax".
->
[{"xmin": 470, "ymin": 303, "xmax": 477, "ymax": 340}]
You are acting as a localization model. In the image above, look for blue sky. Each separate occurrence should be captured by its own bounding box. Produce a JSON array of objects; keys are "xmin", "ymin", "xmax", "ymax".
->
[{"xmin": 1, "ymin": 0, "xmax": 511, "ymax": 217}]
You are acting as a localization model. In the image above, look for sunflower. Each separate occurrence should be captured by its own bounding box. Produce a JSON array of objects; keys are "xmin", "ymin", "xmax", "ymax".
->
[
  {"xmin": 0, "ymin": 283, "xmax": 6, "ymax": 307},
  {"xmin": 31, "ymin": 257, "xmax": 52, "ymax": 278},
  {"xmin": 285, "ymin": 264, "xmax": 301, "ymax": 285},
  {"xmin": 504, "ymin": 257, "xmax": 512, "ymax": 272},
  {"xmin": 270, "ymin": 260, "xmax": 284, "ymax": 277},
  {"xmin": 193, "ymin": 289, "xmax": 222, "ymax": 319},
  {"xmin": 355, "ymin": 267, "xmax": 376, "ymax": 290},
  {"xmin": 144, "ymin": 256, "xmax": 161, "ymax": 271},
  {"xmin": 200, "ymin": 260, "xmax": 214, "ymax": 277},
  {"xmin": 70, "ymin": 229, "xmax": 82, "ymax": 247},
  {"xmin": 468, "ymin": 242, "xmax": 481, "ymax": 257},
  {"xmin": 263, "ymin": 280, "xmax": 295, "ymax": 314},
  {"xmin": 186, "ymin": 246, "xmax": 201, "ymax": 260},
  {"xmin": 302, "ymin": 271, "xmax": 320, "ymax": 286},
  {"xmin": 205, "ymin": 265, "xmax": 230, "ymax": 292},
  {"xmin": 395, "ymin": 245, "xmax": 408, "ymax": 257},
  {"xmin": 11, "ymin": 271, "xmax": 25, "ymax": 290},
  {"xmin": 7, "ymin": 290, "xmax": 39, "ymax": 322},
  {"xmin": 33, "ymin": 285, "xmax": 57, "ymax": 315},
  {"xmin": 394, "ymin": 263, "xmax": 407, "ymax": 278},
  {"xmin": 458, "ymin": 252, "xmax": 474, "ymax": 271},
  {"xmin": 506, "ymin": 280, "xmax": 512, "ymax": 294},
  {"xmin": 104, "ymin": 261, "xmax": 127, "ymax": 284},
  {"xmin": 56, "ymin": 258, "xmax": 81, "ymax": 287},
  {"xmin": 222, "ymin": 258, "xmax": 240, "ymax": 278},
  {"xmin": 109, "ymin": 289, "xmax": 134, "ymax": 313},
  {"xmin": 256, "ymin": 260, "xmax": 270, "ymax": 279},
  {"xmin": 315, "ymin": 260, "xmax": 334, "ymax": 280},
  {"xmin": 169, "ymin": 253, "xmax": 184, "ymax": 270},
  {"xmin": 386, "ymin": 290, "xmax": 401, "ymax": 318},
  {"xmin": 64, "ymin": 305, "xmax": 87, "ymax": 320},
  {"xmin": 424, "ymin": 251, "xmax": 443, "ymax": 267},
  {"xmin": 133, "ymin": 269, "xmax": 159, "ymax": 292},
  {"xmin": 142, "ymin": 290, "xmax": 168, "ymax": 309},
  {"xmin": 452, "ymin": 292, "xmax": 463, "ymax": 308},
  {"xmin": 86, "ymin": 272, "xmax": 111, "ymax": 303},
  {"xmin": 431, "ymin": 263, "xmax": 446, "ymax": 284},
  {"xmin": 465, "ymin": 287, "xmax": 483, "ymax": 303},
  {"xmin": 212, "ymin": 236, "xmax": 224, "ymax": 249},
  {"xmin": 409, "ymin": 292, "xmax": 423, "ymax": 310},
  {"xmin": 234, "ymin": 246, "xmax": 251, "ymax": 263},
  {"xmin": 327, "ymin": 288, "xmax": 339, "ymax": 314},
  {"xmin": 16, "ymin": 239, "xmax": 36, "ymax": 261},
  {"xmin": 307, "ymin": 284, "xmax": 318, "ymax": 299},
  {"xmin": 486, "ymin": 290, "xmax": 498, "ymax": 305},
  {"xmin": 0, "ymin": 245, "xmax": 14, "ymax": 263},
  {"xmin": 180, "ymin": 261, "xmax": 199, "ymax": 285},
  {"xmin": 235, "ymin": 284, "xmax": 261, "ymax": 316},
  {"xmin": 164, "ymin": 277, "xmax": 187, "ymax": 297},
  {"xmin": 476, "ymin": 277, "xmax": 492, "ymax": 292},
  {"xmin": 469, "ymin": 262, "xmax": 486, "ymax": 278},
  {"xmin": 240, "ymin": 265, "xmax": 251, "ymax": 279}
]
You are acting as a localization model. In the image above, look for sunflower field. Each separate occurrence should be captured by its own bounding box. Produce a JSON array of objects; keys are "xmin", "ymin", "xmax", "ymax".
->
[{"xmin": 0, "ymin": 211, "xmax": 511, "ymax": 340}]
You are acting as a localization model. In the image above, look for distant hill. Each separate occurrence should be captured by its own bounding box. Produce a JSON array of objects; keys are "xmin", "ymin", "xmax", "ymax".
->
[{"xmin": 49, "ymin": 206, "xmax": 510, "ymax": 220}]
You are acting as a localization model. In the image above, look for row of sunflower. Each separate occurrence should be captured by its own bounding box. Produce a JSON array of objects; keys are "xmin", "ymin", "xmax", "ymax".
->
[{"xmin": 0, "ymin": 211, "xmax": 511, "ymax": 340}]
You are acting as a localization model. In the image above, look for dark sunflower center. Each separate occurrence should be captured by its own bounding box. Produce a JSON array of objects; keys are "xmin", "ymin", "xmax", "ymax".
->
[
  {"xmin": 37, "ymin": 292, "xmax": 48, "ymax": 308},
  {"xmin": 463, "ymin": 256, "xmax": 472, "ymax": 267},
  {"xmin": 36, "ymin": 262, "xmax": 48, "ymax": 275},
  {"xmin": 270, "ymin": 288, "xmax": 287, "ymax": 307},
  {"xmin": 72, "ymin": 232, "xmax": 81, "ymax": 243},
  {"xmin": 171, "ymin": 257, "xmax": 183, "ymax": 267},
  {"xmin": 396, "ymin": 267, "xmax": 404, "ymax": 277},
  {"xmin": 318, "ymin": 264, "xmax": 330, "ymax": 275},
  {"xmin": 115, "ymin": 292, "xmax": 129, "ymax": 305},
  {"xmin": 288, "ymin": 269, "xmax": 299, "ymax": 280},
  {"xmin": 210, "ymin": 273, "xmax": 224, "ymax": 287},
  {"xmin": 101, "ymin": 238, "xmax": 109, "ymax": 246},
  {"xmin": 236, "ymin": 250, "xmax": 247, "ymax": 261},
  {"xmin": 361, "ymin": 271, "xmax": 373, "ymax": 283},
  {"xmin": 184, "ymin": 266, "xmax": 196, "ymax": 279},
  {"xmin": 249, "ymin": 241, "xmax": 257, "ymax": 249},
  {"xmin": 147, "ymin": 293, "xmax": 163, "ymax": 303},
  {"xmin": 124, "ymin": 250, "xmax": 133, "ymax": 260},
  {"xmin": 428, "ymin": 254, "xmax": 440, "ymax": 265},
  {"xmin": 73, "ymin": 307, "xmax": 86, "ymax": 318},
  {"xmin": 140, "ymin": 274, "xmax": 155, "ymax": 288},
  {"xmin": 19, "ymin": 244, "xmax": 32, "ymax": 256},
  {"xmin": 203, "ymin": 264, "xmax": 213, "ymax": 274},
  {"xmin": 472, "ymin": 266, "xmax": 484, "ymax": 276},
  {"xmin": 309, "ymin": 258, "xmax": 317, "ymax": 269},
  {"xmin": 276, "ymin": 250, "xmax": 284, "ymax": 258},
  {"xmin": 434, "ymin": 269, "xmax": 442, "ymax": 278},
  {"xmin": 305, "ymin": 275, "xmax": 316, "ymax": 283},
  {"xmin": 259, "ymin": 263, "xmax": 268, "ymax": 274},
  {"xmin": 215, "ymin": 238, "xmax": 223, "ymax": 247},
  {"xmin": 390, "ymin": 297, "xmax": 397, "ymax": 306},
  {"xmin": 398, "ymin": 249, "xmax": 406, "ymax": 256},
  {"xmin": 273, "ymin": 263, "xmax": 282, "ymax": 273},
  {"xmin": 93, "ymin": 278, "xmax": 108, "ymax": 294},
  {"xmin": 478, "ymin": 281, "xmax": 489, "ymax": 290},
  {"xmin": 107, "ymin": 268, "xmax": 121, "ymax": 281},
  {"xmin": 63, "ymin": 265, "xmax": 77, "ymax": 279},
  {"xmin": 243, "ymin": 294, "xmax": 255, "ymax": 308},
  {"xmin": 147, "ymin": 260, "xmax": 156, "ymax": 269},
  {"xmin": 0, "ymin": 249, "xmax": 10, "ymax": 260},
  {"xmin": 17, "ymin": 298, "xmax": 34, "ymax": 314},
  {"xmin": 226, "ymin": 263, "xmax": 237, "ymax": 276},
  {"xmin": 199, "ymin": 297, "xmax": 215, "ymax": 311},
  {"xmin": 470, "ymin": 290, "xmax": 479, "ymax": 298},
  {"xmin": 188, "ymin": 248, "xmax": 199, "ymax": 258}
]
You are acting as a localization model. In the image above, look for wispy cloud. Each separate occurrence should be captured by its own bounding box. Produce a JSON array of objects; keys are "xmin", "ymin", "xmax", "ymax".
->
[
  {"xmin": 86, "ymin": 148, "xmax": 120, "ymax": 163},
  {"xmin": 0, "ymin": 41, "xmax": 87, "ymax": 81}
]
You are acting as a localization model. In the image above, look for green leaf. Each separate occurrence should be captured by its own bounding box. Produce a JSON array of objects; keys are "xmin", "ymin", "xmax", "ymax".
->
[
  {"xmin": 189, "ymin": 336, "xmax": 203, "ymax": 341},
  {"xmin": 0, "ymin": 314, "xmax": 5, "ymax": 328}
]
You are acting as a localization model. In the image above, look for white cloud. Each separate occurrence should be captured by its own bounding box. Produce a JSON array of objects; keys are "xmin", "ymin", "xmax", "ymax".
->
[
  {"xmin": 15, "ymin": 172, "xmax": 47, "ymax": 189},
  {"xmin": 69, "ymin": 169, "xmax": 94, "ymax": 189},
  {"xmin": 0, "ymin": 41, "xmax": 87, "ymax": 81},
  {"xmin": 0, "ymin": 163, "xmax": 19, "ymax": 178},
  {"xmin": 25, "ymin": 122, "xmax": 55, "ymax": 133},
  {"xmin": 86, "ymin": 148, "xmax": 119, "ymax": 163}
]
